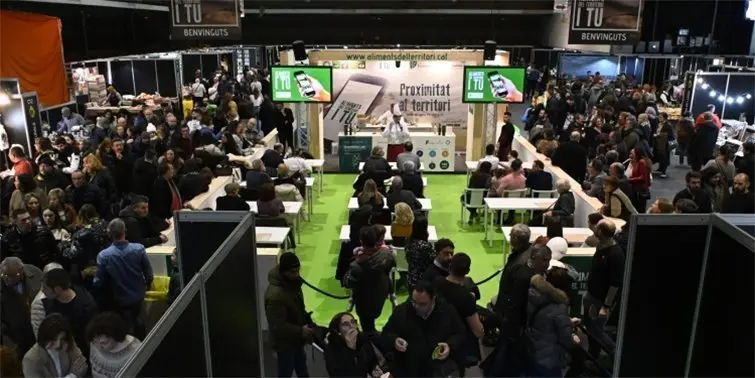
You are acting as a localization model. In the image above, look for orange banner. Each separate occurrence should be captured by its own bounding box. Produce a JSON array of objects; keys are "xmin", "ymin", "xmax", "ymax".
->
[{"xmin": 0, "ymin": 11, "xmax": 68, "ymax": 106}]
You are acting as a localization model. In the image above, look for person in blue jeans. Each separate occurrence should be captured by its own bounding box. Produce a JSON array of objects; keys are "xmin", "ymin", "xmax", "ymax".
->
[{"xmin": 264, "ymin": 253, "xmax": 312, "ymax": 377}]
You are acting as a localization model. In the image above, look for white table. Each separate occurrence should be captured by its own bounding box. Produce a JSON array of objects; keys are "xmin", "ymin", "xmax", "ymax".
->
[
  {"xmin": 358, "ymin": 161, "xmax": 425, "ymax": 171},
  {"xmin": 500, "ymin": 226, "xmax": 594, "ymax": 254},
  {"xmin": 306, "ymin": 159, "xmax": 325, "ymax": 192},
  {"xmin": 465, "ymin": 160, "xmax": 535, "ymax": 180},
  {"xmin": 339, "ymin": 225, "xmax": 438, "ymax": 243},
  {"xmin": 483, "ymin": 197, "xmax": 556, "ymax": 247},
  {"xmin": 347, "ymin": 197, "xmax": 432, "ymax": 212},
  {"xmin": 352, "ymin": 175, "xmax": 428, "ymax": 187},
  {"xmin": 255, "ymin": 226, "xmax": 291, "ymax": 250},
  {"xmin": 248, "ymin": 201, "xmax": 304, "ymax": 243}
]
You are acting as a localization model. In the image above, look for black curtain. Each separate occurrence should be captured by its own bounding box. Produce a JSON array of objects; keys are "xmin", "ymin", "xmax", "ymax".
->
[
  {"xmin": 182, "ymin": 54, "xmax": 201, "ymax": 86},
  {"xmin": 132, "ymin": 60, "xmax": 158, "ymax": 94},
  {"xmin": 200, "ymin": 54, "xmax": 219, "ymax": 79},
  {"xmin": 96, "ymin": 61, "xmax": 109, "ymax": 83},
  {"xmin": 156, "ymin": 60, "xmax": 178, "ymax": 97},
  {"xmin": 110, "ymin": 61, "xmax": 135, "ymax": 95}
]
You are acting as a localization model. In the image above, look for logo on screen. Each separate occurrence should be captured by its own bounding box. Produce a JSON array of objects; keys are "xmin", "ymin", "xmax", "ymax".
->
[
  {"xmin": 446, "ymin": 140, "xmax": 451, "ymax": 145},
  {"xmin": 429, "ymin": 162, "xmax": 436, "ymax": 170},
  {"xmin": 416, "ymin": 150, "xmax": 424, "ymax": 157},
  {"xmin": 440, "ymin": 161, "xmax": 449, "ymax": 170},
  {"xmin": 441, "ymin": 150, "xmax": 449, "ymax": 158},
  {"xmin": 429, "ymin": 150, "xmax": 437, "ymax": 158}
]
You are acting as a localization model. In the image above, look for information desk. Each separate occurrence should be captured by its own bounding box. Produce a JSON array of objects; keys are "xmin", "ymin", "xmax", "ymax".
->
[{"xmin": 338, "ymin": 130, "xmax": 456, "ymax": 173}]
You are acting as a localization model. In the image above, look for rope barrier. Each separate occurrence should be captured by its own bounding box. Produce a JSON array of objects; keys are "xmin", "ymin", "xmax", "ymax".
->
[
  {"xmin": 301, "ymin": 278, "xmax": 351, "ymax": 300},
  {"xmin": 301, "ymin": 267, "xmax": 503, "ymax": 301}
]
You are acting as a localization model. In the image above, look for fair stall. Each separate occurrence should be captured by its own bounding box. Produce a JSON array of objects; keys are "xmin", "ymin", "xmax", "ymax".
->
[{"xmin": 278, "ymin": 48, "xmax": 511, "ymax": 172}]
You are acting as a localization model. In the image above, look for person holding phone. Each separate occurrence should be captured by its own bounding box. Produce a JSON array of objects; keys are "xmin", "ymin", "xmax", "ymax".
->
[{"xmin": 382, "ymin": 110, "xmax": 411, "ymax": 162}]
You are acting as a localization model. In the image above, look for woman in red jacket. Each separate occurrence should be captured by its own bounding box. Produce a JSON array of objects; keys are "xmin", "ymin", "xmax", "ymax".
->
[{"xmin": 628, "ymin": 146, "xmax": 652, "ymax": 211}]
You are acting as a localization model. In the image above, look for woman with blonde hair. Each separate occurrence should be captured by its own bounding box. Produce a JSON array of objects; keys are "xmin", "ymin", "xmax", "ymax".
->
[
  {"xmin": 47, "ymin": 188, "xmax": 78, "ymax": 230},
  {"xmin": 390, "ymin": 202, "xmax": 415, "ymax": 246},
  {"xmin": 83, "ymin": 154, "xmax": 117, "ymax": 204}
]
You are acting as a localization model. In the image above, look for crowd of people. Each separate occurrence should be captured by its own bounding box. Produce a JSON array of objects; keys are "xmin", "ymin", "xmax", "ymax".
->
[{"xmin": 0, "ymin": 64, "xmax": 316, "ymax": 377}]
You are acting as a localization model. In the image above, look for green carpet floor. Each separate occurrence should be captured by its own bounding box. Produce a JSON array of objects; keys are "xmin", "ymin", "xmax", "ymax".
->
[{"xmin": 296, "ymin": 172, "xmax": 509, "ymax": 328}]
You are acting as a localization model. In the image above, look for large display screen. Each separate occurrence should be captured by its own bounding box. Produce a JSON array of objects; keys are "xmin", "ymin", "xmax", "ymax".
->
[
  {"xmin": 462, "ymin": 66, "xmax": 525, "ymax": 103},
  {"xmin": 271, "ymin": 66, "xmax": 333, "ymax": 103}
]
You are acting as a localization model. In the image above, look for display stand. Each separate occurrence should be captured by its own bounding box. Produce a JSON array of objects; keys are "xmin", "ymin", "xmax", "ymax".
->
[
  {"xmin": 294, "ymin": 102, "xmax": 309, "ymax": 151},
  {"xmin": 615, "ymin": 214, "xmax": 754, "ymax": 377},
  {"xmin": 483, "ymin": 102, "xmax": 498, "ymax": 148}
]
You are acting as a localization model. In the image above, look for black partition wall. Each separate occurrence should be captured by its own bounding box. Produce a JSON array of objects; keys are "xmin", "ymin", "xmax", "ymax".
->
[
  {"xmin": 107, "ymin": 59, "xmax": 180, "ymax": 97},
  {"xmin": 117, "ymin": 275, "xmax": 209, "ymax": 377},
  {"xmin": 174, "ymin": 211, "xmax": 247, "ymax": 287},
  {"xmin": 616, "ymin": 214, "xmax": 755, "ymax": 377},
  {"xmin": 116, "ymin": 213, "xmax": 263, "ymax": 378},
  {"xmin": 110, "ymin": 60, "xmax": 136, "ymax": 96},
  {"xmin": 200, "ymin": 214, "xmax": 262, "ymax": 376}
]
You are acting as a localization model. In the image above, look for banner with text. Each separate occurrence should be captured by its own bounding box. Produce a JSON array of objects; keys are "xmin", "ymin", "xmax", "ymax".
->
[
  {"xmin": 569, "ymin": 0, "xmax": 643, "ymax": 44},
  {"xmin": 321, "ymin": 60, "xmax": 469, "ymax": 143},
  {"xmin": 171, "ymin": 0, "xmax": 241, "ymax": 40}
]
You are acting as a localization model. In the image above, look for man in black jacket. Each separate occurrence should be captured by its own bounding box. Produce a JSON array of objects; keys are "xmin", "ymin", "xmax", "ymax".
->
[
  {"xmin": 261, "ymin": 143, "xmax": 285, "ymax": 172},
  {"xmin": 35, "ymin": 156, "xmax": 69, "ymax": 194},
  {"xmin": 132, "ymin": 149, "xmax": 158, "ymax": 197},
  {"xmin": 552, "ymin": 131, "xmax": 588, "ymax": 182},
  {"xmin": 118, "ymin": 195, "xmax": 169, "ymax": 248},
  {"xmin": 386, "ymin": 176, "xmax": 422, "ymax": 211},
  {"xmin": 722, "ymin": 173, "xmax": 755, "ymax": 214},
  {"xmin": 381, "ymin": 281, "xmax": 466, "ymax": 377},
  {"xmin": 109, "ymin": 138, "xmax": 134, "ymax": 198},
  {"xmin": 399, "ymin": 161, "xmax": 424, "ymax": 198},
  {"xmin": 672, "ymin": 171, "xmax": 712, "ymax": 213},
  {"xmin": 584, "ymin": 219, "xmax": 624, "ymax": 355},
  {"xmin": 421, "ymin": 238, "xmax": 455, "ymax": 283},
  {"xmin": 525, "ymin": 160, "xmax": 553, "ymax": 192},
  {"xmin": 737, "ymin": 142, "xmax": 754, "ymax": 188},
  {"xmin": 0, "ymin": 209, "xmax": 59, "ymax": 268},
  {"xmin": 65, "ymin": 171, "xmax": 107, "ymax": 216},
  {"xmin": 0, "ymin": 256, "xmax": 42, "ymax": 358},
  {"xmin": 487, "ymin": 244, "xmax": 552, "ymax": 377},
  {"xmin": 41, "ymin": 268, "xmax": 98, "ymax": 358}
]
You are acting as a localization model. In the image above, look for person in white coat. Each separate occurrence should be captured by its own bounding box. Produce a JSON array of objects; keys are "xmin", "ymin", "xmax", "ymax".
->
[
  {"xmin": 376, "ymin": 103, "xmax": 405, "ymax": 125},
  {"xmin": 382, "ymin": 110, "xmax": 411, "ymax": 162}
]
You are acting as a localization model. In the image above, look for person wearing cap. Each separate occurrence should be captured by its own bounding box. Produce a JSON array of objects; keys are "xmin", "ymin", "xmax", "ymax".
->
[
  {"xmin": 264, "ymin": 252, "xmax": 313, "ymax": 378},
  {"xmin": 382, "ymin": 109, "xmax": 411, "ymax": 162},
  {"xmin": 215, "ymin": 182, "xmax": 250, "ymax": 211},
  {"xmin": 55, "ymin": 107, "xmax": 86, "ymax": 134},
  {"xmin": 35, "ymin": 155, "xmax": 69, "ymax": 194},
  {"xmin": 376, "ymin": 103, "xmax": 404, "ymax": 125}
]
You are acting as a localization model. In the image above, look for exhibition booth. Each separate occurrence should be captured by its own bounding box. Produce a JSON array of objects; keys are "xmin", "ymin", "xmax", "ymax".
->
[
  {"xmin": 277, "ymin": 48, "xmax": 525, "ymax": 172},
  {"xmin": 0, "ymin": 78, "xmax": 43, "ymax": 167}
]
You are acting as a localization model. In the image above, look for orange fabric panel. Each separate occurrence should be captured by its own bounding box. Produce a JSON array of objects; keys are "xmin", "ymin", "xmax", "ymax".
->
[{"xmin": 0, "ymin": 10, "xmax": 68, "ymax": 106}]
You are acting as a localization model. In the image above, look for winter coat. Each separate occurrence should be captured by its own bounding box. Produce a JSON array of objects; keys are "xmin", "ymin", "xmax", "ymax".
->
[
  {"xmin": 131, "ymin": 157, "xmax": 158, "ymax": 197},
  {"xmin": 690, "ymin": 121, "xmax": 720, "ymax": 162},
  {"xmin": 118, "ymin": 207, "xmax": 169, "ymax": 249},
  {"xmin": 343, "ymin": 246, "xmax": 396, "ymax": 319},
  {"xmin": 552, "ymin": 141, "xmax": 588, "ymax": 182},
  {"xmin": 0, "ymin": 225, "xmax": 58, "ymax": 269},
  {"xmin": 380, "ymin": 298, "xmax": 466, "ymax": 377},
  {"xmin": 88, "ymin": 169, "xmax": 118, "ymax": 204},
  {"xmin": 0, "ymin": 264, "xmax": 42, "ymax": 355},
  {"xmin": 65, "ymin": 183, "xmax": 107, "ymax": 217},
  {"xmin": 35, "ymin": 170, "xmax": 70, "ymax": 195},
  {"xmin": 525, "ymin": 275, "xmax": 576, "ymax": 370},
  {"xmin": 263, "ymin": 266, "xmax": 309, "ymax": 349}
]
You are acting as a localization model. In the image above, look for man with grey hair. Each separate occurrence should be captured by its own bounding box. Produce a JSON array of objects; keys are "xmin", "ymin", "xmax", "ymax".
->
[
  {"xmin": 386, "ymin": 175, "xmax": 422, "ymax": 211},
  {"xmin": 30, "ymin": 262, "xmax": 64, "ymax": 337},
  {"xmin": 504, "ymin": 224, "xmax": 532, "ymax": 272},
  {"xmin": 93, "ymin": 218, "xmax": 153, "ymax": 338},
  {"xmin": 399, "ymin": 160, "xmax": 424, "ymax": 198},
  {"xmin": 246, "ymin": 158, "xmax": 272, "ymax": 192},
  {"xmin": 0, "ymin": 256, "xmax": 42, "ymax": 356},
  {"xmin": 552, "ymin": 129, "xmax": 588, "ymax": 181},
  {"xmin": 396, "ymin": 141, "xmax": 421, "ymax": 173},
  {"xmin": 55, "ymin": 106, "xmax": 86, "ymax": 133}
]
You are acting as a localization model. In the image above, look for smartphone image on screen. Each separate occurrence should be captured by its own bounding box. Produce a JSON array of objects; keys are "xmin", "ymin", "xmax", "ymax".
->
[
  {"xmin": 487, "ymin": 71, "xmax": 509, "ymax": 99},
  {"xmin": 294, "ymin": 70, "xmax": 317, "ymax": 98},
  {"xmin": 325, "ymin": 73, "xmax": 388, "ymax": 126}
]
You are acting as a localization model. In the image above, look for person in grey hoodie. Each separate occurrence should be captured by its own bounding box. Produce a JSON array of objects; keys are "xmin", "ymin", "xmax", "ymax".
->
[{"xmin": 525, "ymin": 267, "xmax": 580, "ymax": 377}]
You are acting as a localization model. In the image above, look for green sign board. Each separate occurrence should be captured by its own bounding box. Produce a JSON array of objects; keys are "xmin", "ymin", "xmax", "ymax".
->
[
  {"xmin": 462, "ymin": 66, "xmax": 526, "ymax": 104},
  {"xmin": 270, "ymin": 66, "xmax": 333, "ymax": 103},
  {"xmin": 338, "ymin": 136, "xmax": 373, "ymax": 172},
  {"xmin": 561, "ymin": 255, "xmax": 592, "ymax": 316}
]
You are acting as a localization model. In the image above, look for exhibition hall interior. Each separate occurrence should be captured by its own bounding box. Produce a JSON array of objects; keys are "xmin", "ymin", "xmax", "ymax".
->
[{"xmin": 1, "ymin": 0, "xmax": 754, "ymax": 377}]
